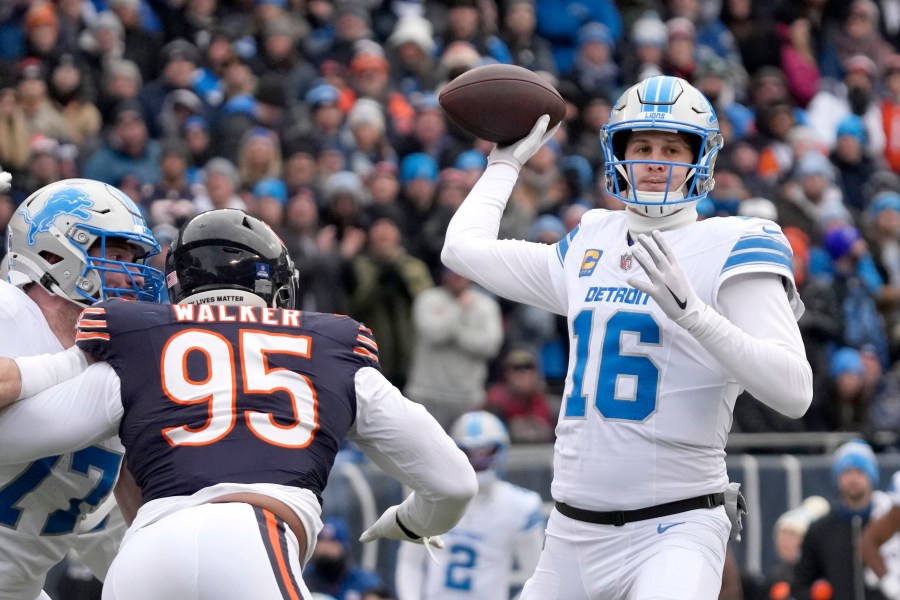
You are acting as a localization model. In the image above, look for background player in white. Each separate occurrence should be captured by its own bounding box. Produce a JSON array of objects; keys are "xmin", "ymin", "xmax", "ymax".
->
[
  {"xmin": 395, "ymin": 411, "xmax": 544, "ymax": 600},
  {"xmin": 441, "ymin": 75, "xmax": 813, "ymax": 599},
  {"xmin": 0, "ymin": 209, "xmax": 477, "ymax": 600},
  {"xmin": 0, "ymin": 178, "xmax": 165, "ymax": 600}
]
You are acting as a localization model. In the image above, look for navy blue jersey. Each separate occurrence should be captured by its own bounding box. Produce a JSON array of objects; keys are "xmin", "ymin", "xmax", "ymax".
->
[{"xmin": 76, "ymin": 300, "xmax": 380, "ymax": 504}]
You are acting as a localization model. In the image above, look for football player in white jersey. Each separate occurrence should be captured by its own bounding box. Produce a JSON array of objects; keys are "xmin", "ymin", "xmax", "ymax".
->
[
  {"xmin": 395, "ymin": 411, "xmax": 544, "ymax": 600},
  {"xmin": 0, "ymin": 178, "xmax": 166, "ymax": 600},
  {"xmin": 441, "ymin": 75, "xmax": 813, "ymax": 599}
]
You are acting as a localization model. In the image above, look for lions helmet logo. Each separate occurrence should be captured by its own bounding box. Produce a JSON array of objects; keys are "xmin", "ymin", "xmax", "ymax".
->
[{"xmin": 20, "ymin": 187, "xmax": 93, "ymax": 245}]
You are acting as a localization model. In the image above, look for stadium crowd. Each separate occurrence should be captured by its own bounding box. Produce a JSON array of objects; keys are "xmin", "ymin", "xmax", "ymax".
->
[{"xmin": 6, "ymin": 0, "xmax": 900, "ymax": 597}]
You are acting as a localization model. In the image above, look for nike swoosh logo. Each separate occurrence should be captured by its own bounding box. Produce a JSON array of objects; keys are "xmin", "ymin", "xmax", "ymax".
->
[
  {"xmin": 762, "ymin": 226, "xmax": 781, "ymax": 234},
  {"xmin": 666, "ymin": 285, "xmax": 687, "ymax": 310},
  {"xmin": 657, "ymin": 522, "xmax": 686, "ymax": 534}
]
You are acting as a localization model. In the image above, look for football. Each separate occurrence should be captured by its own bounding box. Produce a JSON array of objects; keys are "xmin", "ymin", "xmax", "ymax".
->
[{"xmin": 438, "ymin": 64, "xmax": 566, "ymax": 145}]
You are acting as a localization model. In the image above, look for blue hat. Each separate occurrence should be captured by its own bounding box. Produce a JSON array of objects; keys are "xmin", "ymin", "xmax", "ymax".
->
[
  {"xmin": 577, "ymin": 22, "xmax": 614, "ymax": 48},
  {"xmin": 832, "ymin": 438, "xmax": 879, "ymax": 487},
  {"xmin": 822, "ymin": 224, "xmax": 861, "ymax": 260},
  {"xmin": 836, "ymin": 114, "xmax": 867, "ymax": 145},
  {"xmin": 252, "ymin": 177, "xmax": 288, "ymax": 205},
  {"xmin": 795, "ymin": 151, "xmax": 835, "ymax": 181},
  {"xmin": 305, "ymin": 83, "xmax": 341, "ymax": 108},
  {"xmin": 830, "ymin": 346, "xmax": 863, "ymax": 378},
  {"xmin": 869, "ymin": 191, "xmax": 900, "ymax": 216},
  {"xmin": 455, "ymin": 150, "xmax": 487, "ymax": 171},
  {"xmin": 528, "ymin": 214, "xmax": 567, "ymax": 242},
  {"xmin": 184, "ymin": 115, "xmax": 209, "ymax": 131},
  {"xmin": 318, "ymin": 516, "xmax": 351, "ymax": 549},
  {"xmin": 400, "ymin": 153, "xmax": 439, "ymax": 184}
]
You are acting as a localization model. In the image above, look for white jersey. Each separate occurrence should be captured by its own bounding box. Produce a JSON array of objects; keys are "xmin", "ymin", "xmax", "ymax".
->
[
  {"xmin": 545, "ymin": 211, "xmax": 800, "ymax": 510},
  {"xmin": 396, "ymin": 479, "xmax": 544, "ymax": 600},
  {"xmin": 0, "ymin": 282, "xmax": 125, "ymax": 600}
]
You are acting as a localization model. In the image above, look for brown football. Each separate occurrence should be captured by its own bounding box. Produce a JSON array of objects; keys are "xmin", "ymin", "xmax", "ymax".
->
[{"xmin": 438, "ymin": 64, "xmax": 566, "ymax": 145}]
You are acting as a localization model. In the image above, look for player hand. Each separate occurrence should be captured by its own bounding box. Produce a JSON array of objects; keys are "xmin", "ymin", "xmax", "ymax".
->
[
  {"xmin": 359, "ymin": 504, "xmax": 445, "ymax": 549},
  {"xmin": 488, "ymin": 114, "xmax": 560, "ymax": 172},
  {"xmin": 0, "ymin": 170, "xmax": 11, "ymax": 193},
  {"xmin": 626, "ymin": 230, "xmax": 706, "ymax": 330},
  {"xmin": 882, "ymin": 572, "xmax": 900, "ymax": 600}
]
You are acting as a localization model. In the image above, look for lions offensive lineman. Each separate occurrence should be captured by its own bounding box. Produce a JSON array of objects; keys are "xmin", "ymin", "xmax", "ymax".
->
[
  {"xmin": 395, "ymin": 411, "xmax": 544, "ymax": 600},
  {"xmin": 442, "ymin": 75, "xmax": 812, "ymax": 598},
  {"xmin": 0, "ymin": 179, "xmax": 165, "ymax": 600},
  {"xmin": 0, "ymin": 209, "xmax": 477, "ymax": 600}
]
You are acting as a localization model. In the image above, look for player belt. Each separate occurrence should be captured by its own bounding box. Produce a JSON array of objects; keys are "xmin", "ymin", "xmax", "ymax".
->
[{"xmin": 554, "ymin": 492, "xmax": 725, "ymax": 527}]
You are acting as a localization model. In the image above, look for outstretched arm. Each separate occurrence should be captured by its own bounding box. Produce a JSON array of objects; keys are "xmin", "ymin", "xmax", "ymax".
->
[{"xmin": 0, "ymin": 345, "xmax": 91, "ymax": 407}]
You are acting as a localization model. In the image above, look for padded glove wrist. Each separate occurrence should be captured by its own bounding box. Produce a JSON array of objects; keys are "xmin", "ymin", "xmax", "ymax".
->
[{"xmin": 359, "ymin": 504, "xmax": 444, "ymax": 549}]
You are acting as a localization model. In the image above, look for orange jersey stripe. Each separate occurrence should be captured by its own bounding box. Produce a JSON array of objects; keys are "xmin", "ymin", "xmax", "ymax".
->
[
  {"xmin": 75, "ymin": 332, "xmax": 110, "ymax": 341},
  {"xmin": 353, "ymin": 347, "xmax": 378, "ymax": 362}
]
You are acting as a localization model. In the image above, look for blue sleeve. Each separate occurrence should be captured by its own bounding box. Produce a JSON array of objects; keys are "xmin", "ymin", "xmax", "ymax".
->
[{"xmin": 857, "ymin": 254, "xmax": 885, "ymax": 294}]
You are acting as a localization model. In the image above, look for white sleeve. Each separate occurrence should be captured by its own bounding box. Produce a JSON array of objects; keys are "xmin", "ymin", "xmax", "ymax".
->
[
  {"xmin": 394, "ymin": 541, "xmax": 428, "ymax": 600},
  {"xmin": 0, "ymin": 362, "xmax": 123, "ymax": 464},
  {"xmin": 691, "ymin": 273, "xmax": 813, "ymax": 418},
  {"xmin": 347, "ymin": 367, "xmax": 478, "ymax": 537},
  {"xmin": 441, "ymin": 163, "xmax": 566, "ymax": 315},
  {"xmin": 513, "ymin": 495, "xmax": 546, "ymax": 584}
]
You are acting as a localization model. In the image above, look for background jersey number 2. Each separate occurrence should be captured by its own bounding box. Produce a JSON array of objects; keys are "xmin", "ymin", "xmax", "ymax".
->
[
  {"xmin": 161, "ymin": 329, "xmax": 319, "ymax": 448},
  {"xmin": 563, "ymin": 309, "xmax": 661, "ymax": 422}
]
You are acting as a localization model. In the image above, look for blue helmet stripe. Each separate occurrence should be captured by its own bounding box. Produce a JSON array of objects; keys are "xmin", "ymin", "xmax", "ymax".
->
[{"xmin": 466, "ymin": 414, "xmax": 483, "ymax": 439}]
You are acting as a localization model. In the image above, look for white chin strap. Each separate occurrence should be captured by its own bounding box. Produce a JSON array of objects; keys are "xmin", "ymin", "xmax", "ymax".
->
[{"xmin": 179, "ymin": 289, "xmax": 268, "ymax": 307}]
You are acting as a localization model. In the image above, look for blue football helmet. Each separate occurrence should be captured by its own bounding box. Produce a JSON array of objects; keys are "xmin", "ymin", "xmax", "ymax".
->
[
  {"xmin": 450, "ymin": 411, "xmax": 510, "ymax": 474},
  {"xmin": 600, "ymin": 76, "xmax": 724, "ymax": 216},
  {"xmin": 2, "ymin": 179, "xmax": 165, "ymax": 304}
]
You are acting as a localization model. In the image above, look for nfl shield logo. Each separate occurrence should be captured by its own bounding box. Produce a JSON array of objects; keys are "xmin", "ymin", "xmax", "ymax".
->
[{"xmin": 620, "ymin": 253, "xmax": 632, "ymax": 271}]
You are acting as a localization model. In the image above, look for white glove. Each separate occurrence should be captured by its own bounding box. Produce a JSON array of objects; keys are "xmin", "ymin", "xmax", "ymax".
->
[
  {"xmin": 359, "ymin": 504, "xmax": 444, "ymax": 549},
  {"xmin": 627, "ymin": 230, "xmax": 706, "ymax": 330},
  {"xmin": 487, "ymin": 114, "xmax": 561, "ymax": 172},
  {"xmin": 882, "ymin": 572, "xmax": 900, "ymax": 600},
  {"xmin": 0, "ymin": 170, "xmax": 11, "ymax": 193}
]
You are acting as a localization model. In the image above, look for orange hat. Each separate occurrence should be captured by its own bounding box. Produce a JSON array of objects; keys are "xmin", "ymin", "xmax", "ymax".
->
[
  {"xmin": 351, "ymin": 52, "xmax": 389, "ymax": 75},
  {"xmin": 25, "ymin": 3, "xmax": 58, "ymax": 33}
]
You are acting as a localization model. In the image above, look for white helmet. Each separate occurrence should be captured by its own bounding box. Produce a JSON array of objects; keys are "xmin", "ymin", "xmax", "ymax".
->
[
  {"xmin": 2, "ymin": 179, "xmax": 165, "ymax": 305},
  {"xmin": 600, "ymin": 75, "xmax": 724, "ymax": 216},
  {"xmin": 450, "ymin": 411, "xmax": 510, "ymax": 473}
]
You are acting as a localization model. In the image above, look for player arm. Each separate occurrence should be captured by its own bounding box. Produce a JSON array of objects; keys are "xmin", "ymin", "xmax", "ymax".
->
[
  {"xmin": 513, "ymin": 500, "xmax": 546, "ymax": 582},
  {"xmin": 0, "ymin": 362, "xmax": 123, "ymax": 464},
  {"xmin": 348, "ymin": 367, "xmax": 478, "ymax": 538},
  {"xmin": 862, "ymin": 506, "xmax": 900, "ymax": 578},
  {"xmin": 694, "ymin": 273, "xmax": 813, "ymax": 418},
  {"xmin": 441, "ymin": 163, "xmax": 565, "ymax": 314},
  {"xmin": 0, "ymin": 346, "xmax": 90, "ymax": 407},
  {"xmin": 395, "ymin": 541, "xmax": 429, "ymax": 600}
]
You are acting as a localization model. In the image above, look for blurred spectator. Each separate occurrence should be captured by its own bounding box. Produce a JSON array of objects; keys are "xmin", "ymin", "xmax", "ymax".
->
[
  {"xmin": 79, "ymin": 11, "xmax": 126, "ymax": 97},
  {"xmin": 146, "ymin": 139, "xmax": 197, "ymax": 228},
  {"xmin": 567, "ymin": 22, "xmax": 620, "ymax": 99},
  {"xmin": 622, "ymin": 11, "xmax": 668, "ymax": 83},
  {"xmin": 16, "ymin": 58, "xmax": 69, "ymax": 142},
  {"xmin": 192, "ymin": 157, "xmax": 247, "ymax": 212},
  {"xmin": 139, "ymin": 39, "xmax": 204, "ymax": 138},
  {"xmin": 534, "ymin": 0, "xmax": 622, "ymax": 74},
  {"xmin": 823, "ymin": 223, "xmax": 891, "ymax": 368},
  {"xmin": 763, "ymin": 496, "xmax": 832, "ymax": 598},
  {"xmin": 721, "ymin": 0, "xmax": 782, "ymax": 77},
  {"xmin": 0, "ymin": 84, "xmax": 29, "ymax": 176},
  {"xmin": 346, "ymin": 44, "xmax": 414, "ymax": 139},
  {"xmin": 662, "ymin": 17, "xmax": 699, "ymax": 81},
  {"xmin": 865, "ymin": 192, "xmax": 900, "ymax": 355},
  {"xmin": 807, "ymin": 54, "xmax": 885, "ymax": 155},
  {"xmin": 256, "ymin": 19, "xmax": 316, "ymax": 109},
  {"xmin": 829, "ymin": 346, "xmax": 877, "ymax": 430},
  {"xmin": 404, "ymin": 267, "xmax": 504, "ymax": 430},
  {"xmin": 251, "ymin": 176, "xmax": 288, "ymax": 229},
  {"xmin": 364, "ymin": 161, "xmax": 404, "ymax": 224},
  {"xmin": 777, "ymin": 151, "xmax": 850, "ymax": 243},
  {"xmin": 794, "ymin": 439, "xmax": 890, "ymax": 599},
  {"xmin": 19, "ymin": 135, "xmax": 62, "ymax": 199},
  {"xmin": 397, "ymin": 152, "xmax": 451, "ymax": 278},
  {"xmin": 237, "ymin": 126, "xmax": 282, "ymax": 191},
  {"xmin": 485, "ymin": 348, "xmax": 556, "ymax": 444},
  {"xmin": 304, "ymin": 82, "xmax": 346, "ymax": 153},
  {"xmin": 304, "ymin": 516, "xmax": 382, "ymax": 600},
  {"xmin": 343, "ymin": 97, "xmax": 396, "ymax": 178},
  {"xmin": 47, "ymin": 54, "xmax": 100, "ymax": 145},
  {"xmin": 148, "ymin": 222, "xmax": 178, "ymax": 273},
  {"xmin": 182, "ymin": 115, "xmax": 212, "ymax": 185},
  {"xmin": 881, "ymin": 54, "xmax": 900, "ymax": 174},
  {"xmin": 82, "ymin": 99, "xmax": 161, "ymax": 186},
  {"xmin": 692, "ymin": 56, "xmax": 754, "ymax": 143},
  {"xmin": 387, "ymin": 15, "xmax": 440, "ymax": 97},
  {"xmin": 437, "ymin": 0, "xmax": 512, "ymax": 65},
  {"xmin": 109, "ymin": 0, "xmax": 163, "ymax": 84},
  {"xmin": 96, "ymin": 58, "xmax": 142, "ymax": 119},
  {"xmin": 394, "ymin": 92, "xmax": 461, "ymax": 168},
  {"xmin": 501, "ymin": 0, "xmax": 557, "ymax": 75},
  {"xmin": 820, "ymin": 0, "xmax": 895, "ymax": 81},
  {"xmin": 157, "ymin": 88, "xmax": 204, "ymax": 142},
  {"xmin": 832, "ymin": 114, "xmax": 881, "ymax": 215},
  {"xmin": 751, "ymin": 100, "xmax": 801, "ymax": 186},
  {"xmin": 23, "ymin": 2, "xmax": 61, "ymax": 65},
  {"xmin": 350, "ymin": 217, "xmax": 433, "ymax": 388}
]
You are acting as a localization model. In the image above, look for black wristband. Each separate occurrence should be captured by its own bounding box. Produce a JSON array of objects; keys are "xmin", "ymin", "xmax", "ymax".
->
[{"xmin": 395, "ymin": 513, "xmax": 421, "ymax": 540}]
